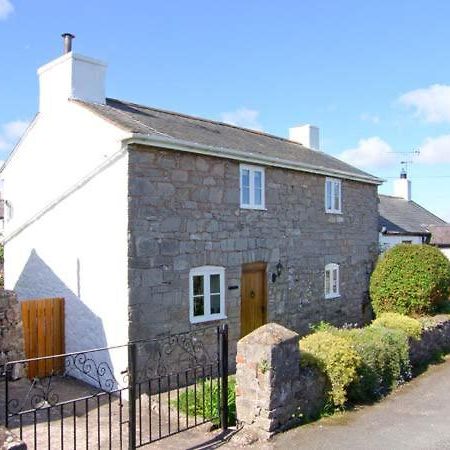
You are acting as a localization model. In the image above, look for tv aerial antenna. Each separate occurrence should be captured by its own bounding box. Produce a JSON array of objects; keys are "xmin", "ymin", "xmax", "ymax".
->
[{"xmin": 389, "ymin": 149, "xmax": 420, "ymax": 176}]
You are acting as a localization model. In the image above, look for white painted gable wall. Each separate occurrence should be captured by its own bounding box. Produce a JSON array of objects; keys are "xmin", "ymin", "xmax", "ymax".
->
[{"xmin": 2, "ymin": 100, "xmax": 130, "ymax": 380}]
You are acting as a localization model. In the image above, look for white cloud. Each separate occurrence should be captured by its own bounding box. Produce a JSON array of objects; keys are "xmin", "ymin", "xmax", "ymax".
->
[
  {"xmin": 0, "ymin": 0, "xmax": 13, "ymax": 20},
  {"xmin": 417, "ymin": 134, "xmax": 450, "ymax": 164},
  {"xmin": 338, "ymin": 137, "xmax": 396, "ymax": 169},
  {"xmin": 360, "ymin": 113, "xmax": 380, "ymax": 124},
  {"xmin": 399, "ymin": 84, "xmax": 450, "ymax": 123},
  {"xmin": 220, "ymin": 108, "xmax": 263, "ymax": 131},
  {"xmin": 0, "ymin": 119, "xmax": 29, "ymax": 152}
]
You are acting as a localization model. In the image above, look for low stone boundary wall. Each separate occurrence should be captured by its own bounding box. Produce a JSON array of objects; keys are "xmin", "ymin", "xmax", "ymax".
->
[
  {"xmin": 0, "ymin": 290, "xmax": 25, "ymax": 368},
  {"xmin": 409, "ymin": 315, "xmax": 450, "ymax": 366},
  {"xmin": 236, "ymin": 318, "xmax": 450, "ymax": 439}
]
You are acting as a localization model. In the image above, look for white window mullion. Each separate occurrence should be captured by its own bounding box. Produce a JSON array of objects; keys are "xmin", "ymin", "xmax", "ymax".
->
[
  {"xmin": 204, "ymin": 271, "xmax": 211, "ymax": 317},
  {"xmin": 251, "ymin": 173, "xmax": 254, "ymax": 206}
]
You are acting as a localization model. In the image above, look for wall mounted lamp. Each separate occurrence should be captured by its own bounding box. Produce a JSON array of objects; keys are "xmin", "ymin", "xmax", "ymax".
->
[{"xmin": 271, "ymin": 260, "xmax": 283, "ymax": 283}]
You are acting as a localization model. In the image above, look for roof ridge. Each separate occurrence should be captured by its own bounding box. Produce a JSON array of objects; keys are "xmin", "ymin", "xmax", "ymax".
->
[{"xmin": 106, "ymin": 97, "xmax": 313, "ymax": 150}]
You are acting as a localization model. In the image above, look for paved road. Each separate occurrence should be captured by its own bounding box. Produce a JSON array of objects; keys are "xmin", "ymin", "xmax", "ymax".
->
[{"xmin": 239, "ymin": 356, "xmax": 450, "ymax": 450}]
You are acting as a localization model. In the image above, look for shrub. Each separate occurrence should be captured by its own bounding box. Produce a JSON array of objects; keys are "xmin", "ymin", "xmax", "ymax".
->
[
  {"xmin": 176, "ymin": 376, "xmax": 236, "ymax": 425},
  {"xmin": 370, "ymin": 244, "xmax": 450, "ymax": 316},
  {"xmin": 372, "ymin": 313, "xmax": 422, "ymax": 340},
  {"xmin": 346, "ymin": 325, "xmax": 411, "ymax": 403},
  {"xmin": 300, "ymin": 331, "xmax": 361, "ymax": 407},
  {"xmin": 309, "ymin": 321, "xmax": 338, "ymax": 333}
]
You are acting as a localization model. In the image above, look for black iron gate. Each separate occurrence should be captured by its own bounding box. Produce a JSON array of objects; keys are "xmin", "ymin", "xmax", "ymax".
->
[{"xmin": 2, "ymin": 324, "xmax": 229, "ymax": 449}]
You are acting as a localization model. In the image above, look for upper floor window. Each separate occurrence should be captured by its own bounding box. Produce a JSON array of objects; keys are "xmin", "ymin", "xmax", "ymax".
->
[
  {"xmin": 240, "ymin": 165, "xmax": 265, "ymax": 209},
  {"xmin": 325, "ymin": 178, "xmax": 341, "ymax": 214},
  {"xmin": 325, "ymin": 263, "xmax": 340, "ymax": 299},
  {"xmin": 189, "ymin": 266, "xmax": 226, "ymax": 323}
]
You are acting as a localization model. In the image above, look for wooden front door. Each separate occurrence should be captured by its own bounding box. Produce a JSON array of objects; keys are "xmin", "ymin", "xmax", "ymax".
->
[{"xmin": 240, "ymin": 262, "xmax": 267, "ymax": 338}]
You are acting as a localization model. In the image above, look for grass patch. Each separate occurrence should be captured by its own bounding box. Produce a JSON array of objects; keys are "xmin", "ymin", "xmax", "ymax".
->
[{"xmin": 175, "ymin": 376, "xmax": 236, "ymax": 426}]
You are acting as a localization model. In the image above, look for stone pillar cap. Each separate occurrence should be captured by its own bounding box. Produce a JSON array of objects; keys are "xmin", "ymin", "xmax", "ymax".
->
[{"xmin": 239, "ymin": 322, "xmax": 299, "ymax": 346}]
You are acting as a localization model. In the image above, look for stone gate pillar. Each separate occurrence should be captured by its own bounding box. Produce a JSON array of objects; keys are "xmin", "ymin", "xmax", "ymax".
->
[{"xmin": 235, "ymin": 322, "xmax": 300, "ymax": 439}]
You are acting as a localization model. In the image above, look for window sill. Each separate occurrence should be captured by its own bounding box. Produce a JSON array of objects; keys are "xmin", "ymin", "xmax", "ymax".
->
[
  {"xmin": 325, "ymin": 294, "xmax": 341, "ymax": 300},
  {"xmin": 240, "ymin": 205, "xmax": 267, "ymax": 211},
  {"xmin": 325, "ymin": 209, "xmax": 342, "ymax": 215},
  {"xmin": 190, "ymin": 314, "xmax": 227, "ymax": 324}
]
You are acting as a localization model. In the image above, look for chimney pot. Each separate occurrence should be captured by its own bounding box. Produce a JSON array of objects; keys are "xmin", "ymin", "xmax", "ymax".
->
[{"xmin": 61, "ymin": 33, "xmax": 75, "ymax": 54}]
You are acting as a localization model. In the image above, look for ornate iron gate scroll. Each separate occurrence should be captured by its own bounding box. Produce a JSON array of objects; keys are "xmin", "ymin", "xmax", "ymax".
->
[
  {"xmin": 128, "ymin": 323, "xmax": 229, "ymax": 448},
  {"xmin": 3, "ymin": 324, "xmax": 229, "ymax": 449}
]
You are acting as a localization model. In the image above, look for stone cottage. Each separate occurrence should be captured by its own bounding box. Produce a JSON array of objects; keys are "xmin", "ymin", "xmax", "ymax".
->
[
  {"xmin": 1, "ymin": 37, "xmax": 381, "ymax": 377},
  {"xmin": 379, "ymin": 170, "xmax": 449, "ymax": 254}
]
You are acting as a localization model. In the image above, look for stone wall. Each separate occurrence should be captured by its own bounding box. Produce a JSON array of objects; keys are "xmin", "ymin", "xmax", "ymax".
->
[
  {"xmin": 409, "ymin": 315, "xmax": 450, "ymax": 366},
  {"xmin": 236, "ymin": 323, "xmax": 301, "ymax": 438},
  {"xmin": 236, "ymin": 323, "xmax": 330, "ymax": 438},
  {"xmin": 236, "ymin": 318, "xmax": 450, "ymax": 439},
  {"xmin": 0, "ymin": 290, "xmax": 25, "ymax": 368},
  {"xmin": 127, "ymin": 145, "xmax": 379, "ymax": 357}
]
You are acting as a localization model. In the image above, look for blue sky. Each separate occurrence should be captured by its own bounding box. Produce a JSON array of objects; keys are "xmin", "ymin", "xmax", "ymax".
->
[{"xmin": 1, "ymin": 0, "xmax": 450, "ymax": 219}]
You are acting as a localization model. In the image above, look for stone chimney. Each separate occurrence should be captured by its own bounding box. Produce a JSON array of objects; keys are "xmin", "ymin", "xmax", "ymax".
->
[
  {"xmin": 393, "ymin": 169, "xmax": 412, "ymax": 201},
  {"xmin": 38, "ymin": 34, "xmax": 107, "ymax": 113},
  {"xmin": 288, "ymin": 124, "xmax": 320, "ymax": 150}
]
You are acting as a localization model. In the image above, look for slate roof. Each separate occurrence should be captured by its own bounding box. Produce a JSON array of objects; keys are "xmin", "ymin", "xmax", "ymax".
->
[
  {"xmin": 429, "ymin": 225, "xmax": 450, "ymax": 246},
  {"xmin": 74, "ymin": 98, "xmax": 381, "ymax": 184},
  {"xmin": 379, "ymin": 194, "xmax": 447, "ymax": 235}
]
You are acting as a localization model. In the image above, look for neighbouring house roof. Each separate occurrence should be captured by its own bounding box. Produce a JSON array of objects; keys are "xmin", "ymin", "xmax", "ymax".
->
[
  {"xmin": 379, "ymin": 194, "xmax": 448, "ymax": 236},
  {"xmin": 74, "ymin": 98, "xmax": 382, "ymax": 185},
  {"xmin": 428, "ymin": 225, "xmax": 450, "ymax": 247}
]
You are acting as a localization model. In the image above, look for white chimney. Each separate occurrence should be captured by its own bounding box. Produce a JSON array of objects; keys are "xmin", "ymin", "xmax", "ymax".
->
[
  {"xmin": 38, "ymin": 34, "xmax": 107, "ymax": 113},
  {"xmin": 288, "ymin": 124, "xmax": 320, "ymax": 150},
  {"xmin": 394, "ymin": 170, "xmax": 412, "ymax": 201}
]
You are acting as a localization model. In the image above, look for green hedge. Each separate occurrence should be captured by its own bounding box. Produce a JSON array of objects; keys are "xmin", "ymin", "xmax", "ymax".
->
[
  {"xmin": 300, "ymin": 331, "xmax": 361, "ymax": 407},
  {"xmin": 370, "ymin": 244, "xmax": 450, "ymax": 316},
  {"xmin": 300, "ymin": 322, "xmax": 414, "ymax": 407},
  {"xmin": 346, "ymin": 326, "xmax": 411, "ymax": 403},
  {"xmin": 372, "ymin": 313, "xmax": 422, "ymax": 340}
]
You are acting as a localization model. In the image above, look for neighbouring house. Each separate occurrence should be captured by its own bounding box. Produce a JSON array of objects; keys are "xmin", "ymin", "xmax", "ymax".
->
[
  {"xmin": 379, "ymin": 170, "xmax": 450, "ymax": 254},
  {"xmin": 1, "ymin": 36, "xmax": 382, "ymax": 380},
  {"xmin": 429, "ymin": 225, "xmax": 450, "ymax": 260}
]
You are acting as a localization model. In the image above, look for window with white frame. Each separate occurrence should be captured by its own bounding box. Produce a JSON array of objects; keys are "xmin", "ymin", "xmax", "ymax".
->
[
  {"xmin": 325, "ymin": 178, "xmax": 342, "ymax": 213},
  {"xmin": 189, "ymin": 266, "xmax": 226, "ymax": 323},
  {"xmin": 325, "ymin": 263, "xmax": 340, "ymax": 299},
  {"xmin": 240, "ymin": 164, "xmax": 265, "ymax": 209}
]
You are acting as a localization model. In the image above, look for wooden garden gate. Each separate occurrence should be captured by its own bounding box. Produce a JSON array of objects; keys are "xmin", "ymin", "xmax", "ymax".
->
[{"xmin": 20, "ymin": 297, "xmax": 65, "ymax": 378}]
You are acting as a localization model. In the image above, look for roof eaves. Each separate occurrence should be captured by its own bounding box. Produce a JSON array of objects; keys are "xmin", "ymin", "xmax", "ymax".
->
[
  {"xmin": 124, "ymin": 133, "xmax": 384, "ymax": 185},
  {"xmin": 382, "ymin": 230, "xmax": 430, "ymax": 237}
]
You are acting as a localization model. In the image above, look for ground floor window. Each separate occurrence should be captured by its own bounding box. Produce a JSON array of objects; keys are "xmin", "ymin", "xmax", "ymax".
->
[
  {"xmin": 325, "ymin": 263, "xmax": 340, "ymax": 299},
  {"xmin": 189, "ymin": 266, "xmax": 226, "ymax": 323}
]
